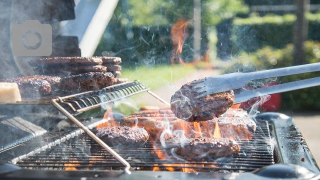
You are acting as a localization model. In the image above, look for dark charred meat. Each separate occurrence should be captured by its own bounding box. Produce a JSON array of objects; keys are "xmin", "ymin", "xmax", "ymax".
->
[
  {"xmin": 170, "ymin": 81, "xmax": 235, "ymax": 121},
  {"xmin": 95, "ymin": 126, "xmax": 149, "ymax": 146},
  {"xmin": 60, "ymin": 72, "xmax": 115, "ymax": 92},
  {"xmin": 167, "ymin": 137, "xmax": 240, "ymax": 160},
  {"xmin": 2, "ymin": 75, "xmax": 61, "ymax": 97}
]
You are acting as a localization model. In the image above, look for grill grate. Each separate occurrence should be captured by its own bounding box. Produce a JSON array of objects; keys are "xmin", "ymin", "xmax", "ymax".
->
[{"xmin": 15, "ymin": 120, "xmax": 274, "ymax": 172}]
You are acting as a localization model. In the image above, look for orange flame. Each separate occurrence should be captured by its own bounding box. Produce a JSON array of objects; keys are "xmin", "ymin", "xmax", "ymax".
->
[
  {"xmin": 96, "ymin": 106, "xmax": 119, "ymax": 129},
  {"xmin": 64, "ymin": 159, "xmax": 80, "ymax": 171},
  {"xmin": 170, "ymin": 19, "xmax": 189, "ymax": 64},
  {"xmin": 213, "ymin": 120, "xmax": 221, "ymax": 138},
  {"xmin": 193, "ymin": 122, "xmax": 202, "ymax": 138}
]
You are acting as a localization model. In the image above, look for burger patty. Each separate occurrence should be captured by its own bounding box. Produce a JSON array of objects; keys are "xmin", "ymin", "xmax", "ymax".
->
[
  {"xmin": 170, "ymin": 81, "xmax": 235, "ymax": 121},
  {"xmin": 166, "ymin": 137, "xmax": 240, "ymax": 160},
  {"xmin": 2, "ymin": 75, "xmax": 61, "ymax": 97},
  {"xmin": 60, "ymin": 72, "xmax": 115, "ymax": 92},
  {"xmin": 34, "ymin": 65, "xmax": 108, "ymax": 75},
  {"xmin": 95, "ymin": 126, "xmax": 149, "ymax": 146},
  {"xmin": 121, "ymin": 108, "xmax": 256, "ymax": 140},
  {"xmin": 29, "ymin": 57, "xmax": 104, "ymax": 66}
]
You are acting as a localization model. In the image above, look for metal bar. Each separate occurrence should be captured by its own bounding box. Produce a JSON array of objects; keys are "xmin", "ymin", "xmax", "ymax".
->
[
  {"xmin": 75, "ymin": 88, "xmax": 150, "ymax": 113},
  {"xmin": 51, "ymin": 99, "xmax": 131, "ymax": 174},
  {"xmin": 147, "ymin": 90, "xmax": 170, "ymax": 106}
]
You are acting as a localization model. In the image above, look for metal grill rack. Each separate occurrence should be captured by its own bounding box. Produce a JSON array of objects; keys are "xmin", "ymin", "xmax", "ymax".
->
[
  {"xmin": 51, "ymin": 81, "xmax": 169, "ymax": 174},
  {"xmin": 15, "ymin": 121, "xmax": 274, "ymax": 172}
]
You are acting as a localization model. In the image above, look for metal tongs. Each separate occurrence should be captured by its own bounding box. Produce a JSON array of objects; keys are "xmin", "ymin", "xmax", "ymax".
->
[{"xmin": 192, "ymin": 62, "xmax": 320, "ymax": 104}]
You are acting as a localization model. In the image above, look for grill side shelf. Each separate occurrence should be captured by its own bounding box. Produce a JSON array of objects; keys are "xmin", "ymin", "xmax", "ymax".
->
[{"xmin": 256, "ymin": 112, "xmax": 320, "ymax": 174}]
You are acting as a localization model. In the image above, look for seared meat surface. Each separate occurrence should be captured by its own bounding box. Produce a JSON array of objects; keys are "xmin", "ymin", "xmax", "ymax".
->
[
  {"xmin": 167, "ymin": 137, "xmax": 240, "ymax": 160},
  {"xmin": 60, "ymin": 72, "xmax": 115, "ymax": 92},
  {"xmin": 122, "ymin": 108, "xmax": 256, "ymax": 140},
  {"xmin": 170, "ymin": 81, "xmax": 235, "ymax": 121},
  {"xmin": 95, "ymin": 126, "xmax": 149, "ymax": 146}
]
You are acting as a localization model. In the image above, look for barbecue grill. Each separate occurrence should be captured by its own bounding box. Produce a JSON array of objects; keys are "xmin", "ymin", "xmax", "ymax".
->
[
  {"xmin": 1, "ymin": 1, "xmax": 320, "ymax": 179},
  {"xmin": 0, "ymin": 81, "xmax": 319, "ymax": 180}
]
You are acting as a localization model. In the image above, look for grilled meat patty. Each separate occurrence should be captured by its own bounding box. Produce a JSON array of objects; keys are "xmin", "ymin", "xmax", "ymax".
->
[
  {"xmin": 34, "ymin": 65, "xmax": 108, "ymax": 75},
  {"xmin": 170, "ymin": 81, "xmax": 235, "ymax": 121},
  {"xmin": 29, "ymin": 57, "xmax": 104, "ymax": 66},
  {"xmin": 2, "ymin": 75, "xmax": 61, "ymax": 97},
  {"xmin": 167, "ymin": 137, "xmax": 240, "ymax": 160},
  {"xmin": 60, "ymin": 72, "xmax": 115, "ymax": 92},
  {"xmin": 95, "ymin": 126, "xmax": 149, "ymax": 146},
  {"xmin": 121, "ymin": 108, "xmax": 256, "ymax": 140}
]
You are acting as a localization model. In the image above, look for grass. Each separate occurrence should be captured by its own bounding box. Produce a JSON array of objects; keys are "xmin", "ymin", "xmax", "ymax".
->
[{"xmin": 120, "ymin": 64, "xmax": 196, "ymax": 90}]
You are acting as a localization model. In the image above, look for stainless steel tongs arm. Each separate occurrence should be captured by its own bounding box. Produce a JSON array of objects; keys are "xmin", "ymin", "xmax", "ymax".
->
[
  {"xmin": 234, "ymin": 76, "xmax": 320, "ymax": 104},
  {"xmin": 195, "ymin": 62, "xmax": 320, "ymax": 97}
]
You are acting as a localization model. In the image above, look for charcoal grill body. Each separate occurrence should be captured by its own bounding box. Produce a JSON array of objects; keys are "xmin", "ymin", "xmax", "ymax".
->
[{"xmin": 0, "ymin": 113, "xmax": 318, "ymax": 180}]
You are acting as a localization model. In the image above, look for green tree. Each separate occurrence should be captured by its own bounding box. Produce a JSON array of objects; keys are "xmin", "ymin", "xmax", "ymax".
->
[{"xmin": 127, "ymin": 0, "xmax": 248, "ymax": 27}]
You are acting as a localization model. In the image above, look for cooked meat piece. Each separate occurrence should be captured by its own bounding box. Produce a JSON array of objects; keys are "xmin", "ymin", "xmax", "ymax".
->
[
  {"xmin": 200, "ymin": 108, "xmax": 256, "ymax": 140},
  {"xmin": 114, "ymin": 78, "xmax": 128, "ymax": 84},
  {"xmin": 166, "ymin": 137, "xmax": 240, "ymax": 160},
  {"xmin": 2, "ymin": 75, "xmax": 61, "ymax": 97},
  {"xmin": 34, "ymin": 65, "xmax": 107, "ymax": 75},
  {"xmin": 109, "ymin": 71, "xmax": 121, "ymax": 78},
  {"xmin": 170, "ymin": 81, "xmax": 235, "ymax": 122},
  {"xmin": 121, "ymin": 109, "xmax": 203, "ymax": 139},
  {"xmin": 29, "ymin": 57, "xmax": 104, "ymax": 66},
  {"xmin": 121, "ymin": 108, "xmax": 256, "ymax": 140},
  {"xmin": 94, "ymin": 126, "xmax": 149, "ymax": 146},
  {"xmin": 60, "ymin": 72, "xmax": 115, "ymax": 92},
  {"xmin": 100, "ymin": 57, "xmax": 122, "ymax": 64},
  {"xmin": 105, "ymin": 65, "xmax": 121, "ymax": 71}
]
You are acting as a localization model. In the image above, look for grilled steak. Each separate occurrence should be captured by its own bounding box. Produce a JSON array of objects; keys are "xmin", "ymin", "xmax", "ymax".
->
[
  {"xmin": 2, "ymin": 75, "xmax": 61, "ymax": 97},
  {"xmin": 95, "ymin": 126, "xmax": 149, "ymax": 146},
  {"xmin": 121, "ymin": 108, "xmax": 256, "ymax": 140},
  {"xmin": 60, "ymin": 72, "xmax": 115, "ymax": 92},
  {"xmin": 170, "ymin": 81, "xmax": 235, "ymax": 121},
  {"xmin": 166, "ymin": 137, "xmax": 240, "ymax": 160}
]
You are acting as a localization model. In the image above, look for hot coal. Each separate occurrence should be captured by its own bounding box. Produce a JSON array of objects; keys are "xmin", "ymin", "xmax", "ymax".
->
[
  {"xmin": 167, "ymin": 137, "xmax": 240, "ymax": 160},
  {"xmin": 94, "ymin": 126, "xmax": 149, "ymax": 146},
  {"xmin": 170, "ymin": 81, "xmax": 235, "ymax": 121},
  {"xmin": 60, "ymin": 72, "xmax": 115, "ymax": 92}
]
